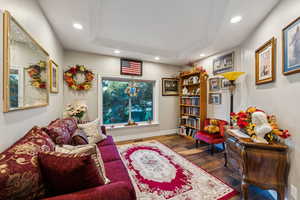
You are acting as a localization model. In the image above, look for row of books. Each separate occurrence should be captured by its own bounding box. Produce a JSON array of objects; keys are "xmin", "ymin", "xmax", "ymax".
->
[
  {"xmin": 181, "ymin": 116, "xmax": 201, "ymax": 129},
  {"xmin": 178, "ymin": 126, "xmax": 198, "ymax": 137},
  {"xmin": 182, "ymin": 107, "xmax": 199, "ymax": 116},
  {"xmin": 181, "ymin": 97, "xmax": 200, "ymax": 106}
]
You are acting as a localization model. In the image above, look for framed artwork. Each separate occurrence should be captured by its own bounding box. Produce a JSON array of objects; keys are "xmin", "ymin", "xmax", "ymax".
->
[
  {"xmin": 255, "ymin": 37, "xmax": 276, "ymax": 85},
  {"xmin": 221, "ymin": 78, "xmax": 231, "ymax": 89},
  {"xmin": 120, "ymin": 58, "xmax": 143, "ymax": 76},
  {"xmin": 162, "ymin": 78, "xmax": 179, "ymax": 96},
  {"xmin": 209, "ymin": 78, "xmax": 221, "ymax": 92},
  {"xmin": 213, "ymin": 52, "xmax": 234, "ymax": 75},
  {"xmin": 282, "ymin": 17, "xmax": 300, "ymax": 75},
  {"xmin": 209, "ymin": 93, "xmax": 222, "ymax": 104},
  {"xmin": 49, "ymin": 60, "xmax": 59, "ymax": 93}
]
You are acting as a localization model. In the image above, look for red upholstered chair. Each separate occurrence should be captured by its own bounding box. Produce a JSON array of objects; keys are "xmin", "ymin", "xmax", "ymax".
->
[{"xmin": 195, "ymin": 119, "xmax": 228, "ymax": 156}]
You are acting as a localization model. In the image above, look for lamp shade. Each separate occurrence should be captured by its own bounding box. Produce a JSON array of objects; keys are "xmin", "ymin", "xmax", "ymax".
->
[{"xmin": 220, "ymin": 71, "xmax": 245, "ymax": 81}]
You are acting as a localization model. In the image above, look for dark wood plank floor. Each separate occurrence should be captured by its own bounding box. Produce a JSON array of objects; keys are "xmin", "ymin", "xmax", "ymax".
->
[{"xmin": 116, "ymin": 134, "xmax": 276, "ymax": 200}]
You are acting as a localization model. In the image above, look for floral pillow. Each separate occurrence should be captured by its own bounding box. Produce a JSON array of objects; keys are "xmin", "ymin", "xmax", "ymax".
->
[
  {"xmin": 0, "ymin": 127, "xmax": 55, "ymax": 200},
  {"xmin": 78, "ymin": 118, "xmax": 106, "ymax": 144},
  {"xmin": 43, "ymin": 118, "xmax": 77, "ymax": 145}
]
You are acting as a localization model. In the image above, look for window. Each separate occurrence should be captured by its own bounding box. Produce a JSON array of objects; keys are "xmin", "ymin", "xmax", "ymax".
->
[{"xmin": 102, "ymin": 78, "xmax": 154, "ymax": 125}]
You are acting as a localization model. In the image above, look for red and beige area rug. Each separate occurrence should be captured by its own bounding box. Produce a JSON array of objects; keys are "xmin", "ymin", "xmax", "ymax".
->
[{"xmin": 117, "ymin": 140, "xmax": 237, "ymax": 200}]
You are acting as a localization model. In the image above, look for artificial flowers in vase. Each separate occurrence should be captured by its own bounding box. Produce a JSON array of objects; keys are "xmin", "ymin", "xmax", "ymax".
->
[{"xmin": 63, "ymin": 103, "xmax": 88, "ymax": 123}]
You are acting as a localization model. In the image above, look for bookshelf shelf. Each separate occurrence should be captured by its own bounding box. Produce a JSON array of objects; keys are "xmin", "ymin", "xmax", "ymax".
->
[{"xmin": 178, "ymin": 69, "xmax": 208, "ymax": 139}]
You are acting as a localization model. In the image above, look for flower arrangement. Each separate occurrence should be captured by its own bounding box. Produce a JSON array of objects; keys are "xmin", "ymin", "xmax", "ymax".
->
[
  {"xmin": 64, "ymin": 103, "xmax": 88, "ymax": 121},
  {"xmin": 27, "ymin": 61, "xmax": 47, "ymax": 89},
  {"xmin": 64, "ymin": 65, "xmax": 94, "ymax": 91},
  {"xmin": 231, "ymin": 107, "xmax": 290, "ymax": 143}
]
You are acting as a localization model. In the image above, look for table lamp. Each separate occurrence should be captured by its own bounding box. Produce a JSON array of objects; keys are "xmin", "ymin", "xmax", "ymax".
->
[{"xmin": 219, "ymin": 71, "xmax": 245, "ymax": 116}]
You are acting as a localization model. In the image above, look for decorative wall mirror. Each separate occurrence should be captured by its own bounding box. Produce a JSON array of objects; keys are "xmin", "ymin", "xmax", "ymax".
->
[{"xmin": 3, "ymin": 11, "xmax": 49, "ymax": 112}]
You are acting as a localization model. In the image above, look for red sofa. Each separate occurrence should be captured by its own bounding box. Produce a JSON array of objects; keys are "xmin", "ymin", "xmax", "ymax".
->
[{"xmin": 0, "ymin": 119, "xmax": 136, "ymax": 200}]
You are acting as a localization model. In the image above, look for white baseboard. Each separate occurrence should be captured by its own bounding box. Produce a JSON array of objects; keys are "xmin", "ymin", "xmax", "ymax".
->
[{"xmin": 112, "ymin": 129, "xmax": 178, "ymax": 142}]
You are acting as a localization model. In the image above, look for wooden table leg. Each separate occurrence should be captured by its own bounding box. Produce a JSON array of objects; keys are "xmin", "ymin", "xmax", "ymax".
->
[{"xmin": 242, "ymin": 181, "xmax": 249, "ymax": 200}]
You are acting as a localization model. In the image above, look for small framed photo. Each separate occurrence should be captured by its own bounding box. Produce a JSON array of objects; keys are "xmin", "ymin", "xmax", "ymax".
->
[
  {"xmin": 120, "ymin": 58, "xmax": 143, "ymax": 76},
  {"xmin": 209, "ymin": 78, "xmax": 221, "ymax": 92},
  {"xmin": 282, "ymin": 17, "xmax": 300, "ymax": 75},
  {"xmin": 209, "ymin": 93, "xmax": 222, "ymax": 104},
  {"xmin": 255, "ymin": 37, "xmax": 276, "ymax": 85},
  {"xmin": 162, "ymin": 78, "xmax": 179, "ymax": 96},
  {"xmin": 49, "ymin": 60, "xmax": 59, "ymax": 93},
  {"xmin": 213, "ymin": 52, "xmax": 234, "ymax": 75},
  {"xmin": 221, "ymin": 78, "xmax": 231, "ymax": 89}
]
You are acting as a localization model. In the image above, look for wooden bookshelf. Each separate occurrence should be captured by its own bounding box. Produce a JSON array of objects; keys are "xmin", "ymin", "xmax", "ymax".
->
[{"xmin": 178, "ymin": 69, "xmax": 208, "ymax": 139}]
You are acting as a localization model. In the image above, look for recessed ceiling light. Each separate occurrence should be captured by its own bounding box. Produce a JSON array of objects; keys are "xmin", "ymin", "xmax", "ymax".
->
[
  {"xmin": 114, "ymin": 49, "xmax": 121, "ymax": 54},
  {"xmin": 73, "ymin": 23, "xmax": 83, "ymax": 30},
  {"xmin": 230, "ymin": 16, "xmax": 242, "ymax": 24},
  {"xmin": 200, "ymin": 54, "xmax": 205, "ymax": 57},
  {"xmin": 155, "ymin": 56, "xmax": 160, "ymax": 60}
]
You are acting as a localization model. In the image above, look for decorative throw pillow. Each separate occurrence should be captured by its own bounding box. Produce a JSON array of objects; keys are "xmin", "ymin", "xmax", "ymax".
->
[
  {"xmin": 43, "ymin": 118, "xmax": 77, "ymax": 145},
  {"xmin": 70, "ymin": 129, "xmax": 88, "ymax": 146},
  {"xmin": 0, "ymin": 127, "xmax": 55, "ymax": 200},
  {"xmin": 204, "ymin": 119, "xmax": 220, "ymax": 134},
  {"xmin": 55, "ymin": 144, "xmax": 110, "ymax": 184},
  {"xmin": 78, "ymin": 118, "xmax": 106, "ymax": 144},
  {"xmin": 38, "ymin": 151, "xmax": 103, "ymax": 195}
]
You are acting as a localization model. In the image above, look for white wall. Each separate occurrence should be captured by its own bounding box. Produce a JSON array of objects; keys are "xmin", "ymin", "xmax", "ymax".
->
[
  {"xmin": 0, "ymin": 0, "xmax": 64, "ymax": 152},
  {"xmin": 63, "ymin": 50, "xmax": 181, "ymax": 139},
  {"xmin": 195, "ymin": 48, "xmax": 243, "ymax": 122},
  {"xmin": 197, "ymin": 1, "xmax": 300, "ymax": 199}
]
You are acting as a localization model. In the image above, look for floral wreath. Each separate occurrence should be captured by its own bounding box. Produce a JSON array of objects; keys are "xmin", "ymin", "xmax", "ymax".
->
[
  {"xmin": 27, "ymin": 61, "xmax": 47, "ymax": 89},
  {"xmin": 64, "ymin": 65, "xmax": 94, "ymax": 91}
]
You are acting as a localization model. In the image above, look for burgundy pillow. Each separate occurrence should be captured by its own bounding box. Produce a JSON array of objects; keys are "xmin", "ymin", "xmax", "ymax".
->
[
  {"xmin": 70, "ymin": 129, "xmax": 88, "ymax": 146},
  {"xmin": 38, "ymin": 151, "xmax": 103, "ymax": 195},
  {"xmin": 43, "ymin": 118, "xmax": 77, "ymax": 145},
  {"xmin": 0, "ymin": 126, "xmax": 55, "ymax": 200}
]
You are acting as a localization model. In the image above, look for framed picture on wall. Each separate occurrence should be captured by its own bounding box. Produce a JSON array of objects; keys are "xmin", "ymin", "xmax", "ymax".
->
[
  {"xmin": 120, "ymin": 58, "xmax": 143, "ymax": 76},
  {"xmin": 221, "ymin": 78, "xmax": 231, "ymax": 89},
  {"xmin": 282, "ymin": 17, "xmax": 300, "ymax": 75},
  {"xmin": 209, "ymin": 78, "xmax": 221, "ymax": 92},
  {"xmin": 213, "ymin": 52, "xmax": 234, "ymax": 75},
  {"xmin": 162, "ymin": 78, "xmax": 179, "ymax": 96},
  {"xmin": 49, "ymin": 60, "xmax": 59, "ymax": 93},
  {"xmin": 255, "ymin": 37, "xmax": 276, "ymax": 85},
  {"xmin": 209, "ymin": 93, "xmax": 222, "ymax": 104}
]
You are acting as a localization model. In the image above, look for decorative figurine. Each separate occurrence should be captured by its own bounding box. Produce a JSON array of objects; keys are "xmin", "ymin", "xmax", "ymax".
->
[{"xmin": 252, "ymin": 112, "xmax": 272, "ymax": 143}]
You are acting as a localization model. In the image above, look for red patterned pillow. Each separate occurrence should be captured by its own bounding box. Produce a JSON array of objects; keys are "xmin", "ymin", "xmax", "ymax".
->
[
  {"xmin": 43, "ymin": 118, "xmax": 77, "ymax": 145},
  {"xmin": 38, "ymin": 151, "xmax": 103, "ymax": 195},
  {"xmin": 0, "ymin": 126, "xmax": 55, "ymax": 200}
]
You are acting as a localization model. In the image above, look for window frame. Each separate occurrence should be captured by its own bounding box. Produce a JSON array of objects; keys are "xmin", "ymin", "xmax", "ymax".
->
[{"xmin": 98, "ymin": 75, "xmax": 159, "ymax": 128}]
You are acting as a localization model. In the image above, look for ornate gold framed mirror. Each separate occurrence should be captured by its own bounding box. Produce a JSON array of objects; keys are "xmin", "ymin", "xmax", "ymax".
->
[{"xmin": 3, "ymin": 11, "xmax": 49, "ymax": 112}]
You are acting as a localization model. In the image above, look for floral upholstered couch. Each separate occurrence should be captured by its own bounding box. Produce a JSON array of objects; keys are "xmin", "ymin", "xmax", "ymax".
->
[{"xmin": 0, "ymin": 118, "xmax": 136, "ymax": 200}]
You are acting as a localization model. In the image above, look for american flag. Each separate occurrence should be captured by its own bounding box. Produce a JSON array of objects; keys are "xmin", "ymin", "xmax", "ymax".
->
[{"xmin": 121, "ymin": 59, "xmax": 142, "ymax": 76}]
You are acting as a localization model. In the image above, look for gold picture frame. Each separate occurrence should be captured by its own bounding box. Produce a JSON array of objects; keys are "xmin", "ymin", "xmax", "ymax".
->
[
  {"xmin": 3, "ymin": 11, "xmax": 49, "ymax": 112},
  {"xmin": 255, "ymin": 37, "xmax": 276, "ymax": 85},
  {"xmin": 49, "ymin": 60, "xmax": 59, "ymax": 93}
]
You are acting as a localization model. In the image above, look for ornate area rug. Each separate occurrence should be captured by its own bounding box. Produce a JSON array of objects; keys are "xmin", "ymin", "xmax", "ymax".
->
[{"xmin": 117, "ymin": 140, "xmax": 237, "ymax": 200}]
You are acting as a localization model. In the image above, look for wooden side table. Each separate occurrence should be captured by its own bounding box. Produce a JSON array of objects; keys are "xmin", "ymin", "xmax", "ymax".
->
[{"xmin": 225, "ymin": 129, "xmax": 289, "ymax": 200}]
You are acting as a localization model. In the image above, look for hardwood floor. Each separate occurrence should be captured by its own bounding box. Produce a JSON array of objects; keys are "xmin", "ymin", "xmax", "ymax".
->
[{"xmin": 116, "ymin": 134, "xmax": 276, "ymax": 200}]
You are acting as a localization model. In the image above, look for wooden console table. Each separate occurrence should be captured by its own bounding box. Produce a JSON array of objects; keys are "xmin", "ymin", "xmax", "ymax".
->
[{"xmin": 225, "ymin": 129, "xmax": 289, "ymax": 200}]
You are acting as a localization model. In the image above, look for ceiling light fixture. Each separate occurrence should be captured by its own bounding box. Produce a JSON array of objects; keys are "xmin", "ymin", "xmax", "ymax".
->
[
  {"xmin": 230, "ymin": 16, "xmax": 242, "ymax": 24},
  {"xmin": 114, "ymin": 49, "xmax": 121, "ymax": 54},
  {"xmin": 155, "ymin": 56, "xmax": 160, "ymax": 60},
  {"xmin": 200, "ymin": 54, "xmax": 205, "ymax": 57},
  {"xmin": 73, "ymin": 23, "xmax": 83, "ymax": 30}
]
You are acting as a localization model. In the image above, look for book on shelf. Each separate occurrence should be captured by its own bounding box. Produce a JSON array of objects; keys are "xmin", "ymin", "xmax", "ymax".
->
[
  {"xmin": 180, "ymin": 117, "xmax": 201, "ymax": 130},
  {"xmin": 182, "ymin": 107, "xmax": 199, "ymax": 116},
  {"xmin": 179, "ymin": 125, "xmax": 198, "ymax": 138},
  {"xmin": 181, "ymin": 97, "xmax": 200, "ymax": 106}
]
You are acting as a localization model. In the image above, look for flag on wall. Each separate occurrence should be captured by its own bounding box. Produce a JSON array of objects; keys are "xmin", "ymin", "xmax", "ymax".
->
[{"xmin": 120, "ymin": 58, "xmax": 143, "ymax": 76}]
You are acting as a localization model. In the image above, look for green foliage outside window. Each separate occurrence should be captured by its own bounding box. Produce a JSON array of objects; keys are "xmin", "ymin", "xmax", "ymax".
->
[{"xmin": 102, "ymin": 79, "xmax": 153, "ymax": 124}]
